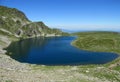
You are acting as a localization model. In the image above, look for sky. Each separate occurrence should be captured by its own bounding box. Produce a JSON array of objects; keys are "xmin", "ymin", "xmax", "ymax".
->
[{"xmin": 0, "ymin": 0, "xmax": 120, "ymax": 32}]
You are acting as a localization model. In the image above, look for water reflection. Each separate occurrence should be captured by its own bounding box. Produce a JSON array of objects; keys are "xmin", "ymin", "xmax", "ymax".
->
[
  {"xmin": 6, "ymin": 37, "xmax": 48, "ymax": 61},
  {"xmin": 5, "ymin": 36, "xmax": 119, "ymax": 65}
]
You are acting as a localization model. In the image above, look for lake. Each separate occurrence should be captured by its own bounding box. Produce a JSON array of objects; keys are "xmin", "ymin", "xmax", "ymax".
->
[{"xmin": 6, "ymin": 36, "xmax": 119, "ymax": 65}]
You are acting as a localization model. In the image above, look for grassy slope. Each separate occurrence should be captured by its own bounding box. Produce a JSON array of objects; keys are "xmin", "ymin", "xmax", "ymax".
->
[
  {"xmin": 0, "ymin": 6, "xmax": 68, "ymax": 38},
  {"xmin": 71, "ymin": 32, "xmax": 120, "ymax": 81},
  {"xmin": 73, "ymin": 32, "xmax": 120, "ymax": 67},
  {"xmin": 0, "ymin": 31, "xmax": 120, "ymax": 82},
  {"xmin": 73, "ymin": 32, "xmax": 120, "ymax": 53},
  {"xmin": 0, "ymin": 6, "xmax": 120, "ymax": 82}
]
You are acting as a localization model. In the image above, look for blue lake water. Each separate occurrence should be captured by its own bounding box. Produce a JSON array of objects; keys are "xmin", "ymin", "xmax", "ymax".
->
[{"xmin": 6, "ymin": 36, "xmax": 119, "ymax": 65}]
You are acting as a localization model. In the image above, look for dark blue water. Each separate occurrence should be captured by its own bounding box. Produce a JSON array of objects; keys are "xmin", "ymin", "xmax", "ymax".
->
[{"xmin": 6, "ymin": 36, "xmax": 119, "ymax": 65}]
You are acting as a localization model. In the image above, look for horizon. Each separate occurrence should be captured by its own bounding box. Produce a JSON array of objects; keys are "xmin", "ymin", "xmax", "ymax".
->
[{"xmin": 0, "ymin": 0, "xmax": 120, "ymax": 32}]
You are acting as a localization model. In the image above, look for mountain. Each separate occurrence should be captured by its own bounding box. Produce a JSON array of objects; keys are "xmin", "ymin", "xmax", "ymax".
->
[{"xmin": 0, "ymin": 6, "xmax": 66, "ymax": 38}]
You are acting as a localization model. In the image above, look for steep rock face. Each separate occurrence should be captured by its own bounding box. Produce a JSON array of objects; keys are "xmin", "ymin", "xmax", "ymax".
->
[{"xmin": 0, "ymin": 6, "xmax": 64, "ymax": 38}]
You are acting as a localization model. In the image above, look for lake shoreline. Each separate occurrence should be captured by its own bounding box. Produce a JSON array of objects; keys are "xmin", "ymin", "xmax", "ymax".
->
[
  {"xmin": 0, "ymin": 34, "xmax": 62, "ymax": 70},
  {"xmin": 0, "ymin": 34, "xmax": 120, "ymax": 82},
  {"xmin": 0, "ymin": 34, "xmax": 119, "ymax": 68},
  {"xmin": 72, "ymin": 32, "xmax": 120, "ymax": 68}
]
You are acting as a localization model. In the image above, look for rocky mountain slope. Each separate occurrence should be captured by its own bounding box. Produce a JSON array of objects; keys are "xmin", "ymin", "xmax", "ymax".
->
[
  {"xmin": 0, "ymin": 6, "xmax": 120, "ymax": 82},
  {"xmin": 0, "ymin": 6, "xmax": 64, "ymax": 38},
  {"xmin": 0, "ymin": 5, "xmax": 67, "ymax": 56}
]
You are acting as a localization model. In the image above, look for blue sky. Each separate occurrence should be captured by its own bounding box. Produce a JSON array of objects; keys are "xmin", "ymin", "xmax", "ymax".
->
[{"xmin": 0, "ymin": 0, "xmax": 120, "ymax": 31}]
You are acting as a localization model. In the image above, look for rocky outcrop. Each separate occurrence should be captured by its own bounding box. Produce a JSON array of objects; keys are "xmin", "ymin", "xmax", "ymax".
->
[{"xmin": 0, "ymin": 6, "xmax": 64, "ymax": 38}]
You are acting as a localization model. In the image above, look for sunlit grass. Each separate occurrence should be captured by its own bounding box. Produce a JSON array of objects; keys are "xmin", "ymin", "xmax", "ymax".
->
[{"xmin": 73, "ymin": 32, "xmax": 120, "ymax": 54}]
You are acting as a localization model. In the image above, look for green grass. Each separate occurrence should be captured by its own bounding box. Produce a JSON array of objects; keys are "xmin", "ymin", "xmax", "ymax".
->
[
  {"xmin": 5, "ymin": 80, "xmax": 13, "ymax": 82},
  {"xmin": 72, "ymin": 31, "xmax": 120, "ymax": 70},
  {"xmin": 0, "ymin": 40, "xmax": 6, "ymax": 47},
  {"xmin": 71, "ymin": 31, "xmax": 120, "ymax": 81},
  {"xmin": 114, "ymin": 66, "xmax": 120, "ymax": 71},
  {"xmin": 1, "ymin": 31, "xmax": 120, "ymax": 82},
  {"xmin": 30, "ymin": 64, "xmax": 120, "ymax": 82},
  {"xmin": 73, "ymin": 31, "xmax": 120, "ymax": 54}
]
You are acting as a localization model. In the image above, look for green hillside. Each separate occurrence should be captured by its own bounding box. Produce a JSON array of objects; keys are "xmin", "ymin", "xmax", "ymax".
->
[
  {"xmin": 0, "ymin": 6, "xmax": 68, "ymax": 38},
  {"xmin": 72, "ymin": 31, "xmax": 120, "ymax": 69}
]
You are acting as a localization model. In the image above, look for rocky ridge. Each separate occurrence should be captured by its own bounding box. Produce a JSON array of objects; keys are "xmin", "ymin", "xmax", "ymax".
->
[{"xmin": 0, "ymin": 6, "xmax": 119, "ymax": 82}]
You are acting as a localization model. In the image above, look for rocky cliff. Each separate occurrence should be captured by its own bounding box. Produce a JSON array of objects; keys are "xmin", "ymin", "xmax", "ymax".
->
[{"xmin": 0, "ymin": 6, "xmax": 64, "ymax": 38}]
